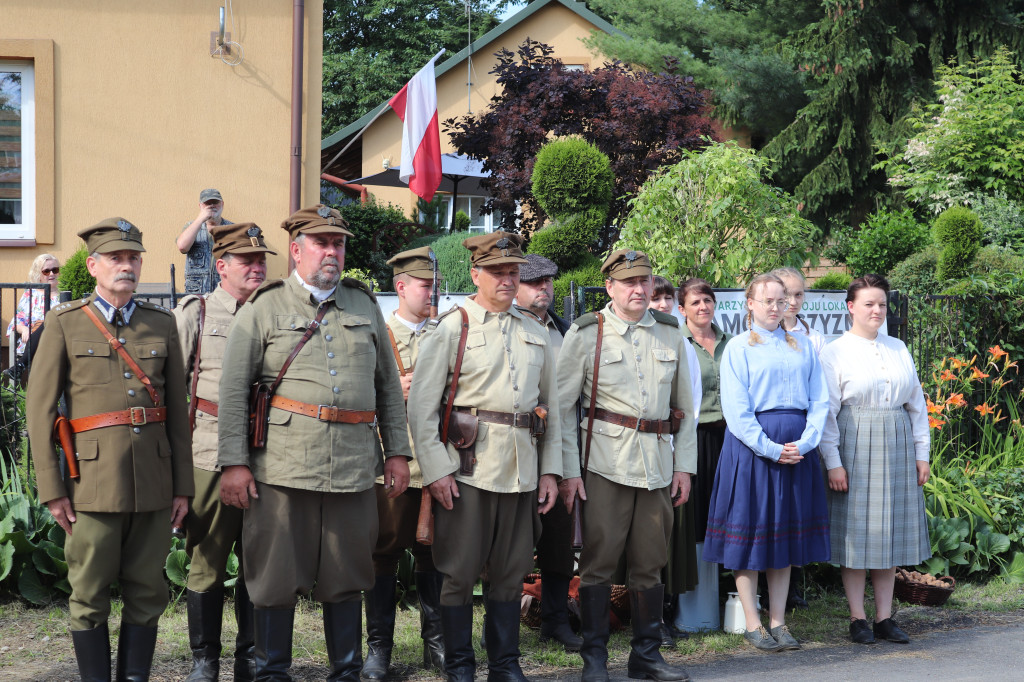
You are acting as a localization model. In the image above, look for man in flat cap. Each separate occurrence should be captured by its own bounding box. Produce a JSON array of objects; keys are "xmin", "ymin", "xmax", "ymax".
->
[
  {"xmin": 178, "ymin": 188, "xmax": 232, "ymax": 295},
  {"xmin": 557, "ymin": 249, "xmax": 697, "ymax": 682},
  {"xmin": 408, "ymin": 231, "xmax": 562, "ymax": 682},
  {"xmin": 514, "ymin": 253, "xmax": 580, "ymax": 651},
  {"xmin": 174, "ymin": 222, "xmax": 276, "ymax": 682},
  {"xmin": 26, "ymin": 218, "xmax": 193, "ymax": 681},
  {"xmin": 362, "ymin": 246, "xmax": 445, "ymax": 680},
  {"xmin": 217, "ymin": 204, "xmax": 410, "ymax": 680}
]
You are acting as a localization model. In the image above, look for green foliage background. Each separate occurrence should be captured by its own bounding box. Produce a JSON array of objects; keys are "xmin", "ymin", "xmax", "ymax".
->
[
  {"xmin": 58, "ymin": 248, "xmax": 95, "ymax": 300},
  {"xmin": 431, "ymin": 231, "xmax": 476, "ymax": 294},
  {"xmin": 933, "ymin": 207, "xmax": 984, "ymax": 282}
]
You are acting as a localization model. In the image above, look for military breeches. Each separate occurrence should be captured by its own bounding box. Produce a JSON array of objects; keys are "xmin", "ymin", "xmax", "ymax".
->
[
  {"xmin": 185, "ymin": 467, "xmax": 244, "ymax": 592},
  {"xmin": 373, "ymin": 483, "xmax": 434, "ymax": 575},
  {"xmin": 579, "ymin": 473, "xmax": 672, "ymax": 590},
  {"xmin": 432, "ymin": 484, "xmax": 540, "ymax": 606},
  {"xmin": 536, "ymin": 495, "xmax": 574, "ymax": 576},
  {"xmin": 242, "ymin": 482, "xmax": 376, "ymax": 608},
  {"xmin": 65, "ymin": 509, "xmax": 170, "ymax": 631}
]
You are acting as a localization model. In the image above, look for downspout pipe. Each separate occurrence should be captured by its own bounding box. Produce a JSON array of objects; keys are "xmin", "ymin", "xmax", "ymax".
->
[{"xmin": 289, "ymin": 0, "xmax": 304, "ymax": 215}]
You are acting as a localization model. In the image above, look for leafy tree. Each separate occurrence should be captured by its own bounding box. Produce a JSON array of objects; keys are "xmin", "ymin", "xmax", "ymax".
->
[
  {"xmin": 616, "ymin": 140, "xmax": 818, "ymax": 287},
  {"xmin": 444, "ymin": 39, "xmax": 715, "ymax": 238},
  {"xmin": 882, "ymin": 47, "xmax": 1024, "ymax": 214},
  {"xmin": 763, "ymin": 0, "xmax": 1024, "ymax": 227},
  {"xmin": 832, "ymin": 208, "xmax": 932, "ymax": 276},
  {"xmin": 322, "ymin": 1, "xmax": 506, "ymax": 137},
  {"xmin": 933, "ymin": 206, "xmax": 983, "ymax": 282}
]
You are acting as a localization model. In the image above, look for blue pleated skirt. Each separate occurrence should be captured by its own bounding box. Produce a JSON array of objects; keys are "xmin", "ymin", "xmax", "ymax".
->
[{"xmin": 703, "ymin": 409, "xmax": 831, "ymax": 571}]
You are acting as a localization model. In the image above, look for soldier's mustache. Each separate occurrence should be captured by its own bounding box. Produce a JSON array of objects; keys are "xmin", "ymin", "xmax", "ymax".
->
[
  {"xmin": 321, "ymin": 258, "xmax": 340, "ymax": 269},
  {"xmin": 114, "ymin": 273, "xmax": 137, "ymax": 282}
]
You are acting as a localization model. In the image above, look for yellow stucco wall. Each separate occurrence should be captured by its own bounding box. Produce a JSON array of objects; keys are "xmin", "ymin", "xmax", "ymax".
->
[
  {"xmin": 0, "ymin": 0, "xmax": 322, "ymax": 311},
  {"xmin": 357, "ymin": 4, "xmax": 608, "ymax": 218}
]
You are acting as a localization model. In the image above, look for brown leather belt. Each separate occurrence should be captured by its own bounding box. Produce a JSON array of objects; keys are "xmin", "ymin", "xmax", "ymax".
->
[
  {"xmin": 270, "ymin": 395, "xmax": 376, "ymax": 424},
  {"xmin": 455, "ymin": 406, "xmax": 533, "ymax": 428},
  {"xmin": 195, "ymin": 397, "xmax": 219, "ymax": 417},
  {"xmin": 593, "ymin": 407, "xmax": 671, "ymax": 434},
  {"xmin": 69, "ymin": 407, "xmax": 167, "ymax": 432}
]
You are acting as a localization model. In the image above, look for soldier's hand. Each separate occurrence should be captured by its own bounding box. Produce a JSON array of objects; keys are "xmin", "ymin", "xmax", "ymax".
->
[
  {"xmin": 383, "ymin": 457, "xmax": 411, "ymax": 498},
  {"xmin": 47, "ymin": 497, "xmax": 76, "ymax": 535},
  {"xmin": 670, "ymin": 472, "xmax": 691, "ymax": 507},
  {"xmin": 559, "ymin": 477, "xmax": 586, "ymax": 513},
  {"xmin": 220, "ymin": 465, "xmax": 259, "ymax": 509},
  {"xmin": 428, "ymin": 475, "xmax": 459, "ymax": 511},
  {"xmin": 537, "ymin": 474, "xmax": 558, "ymax": 514},
  {"xmin": 400, "ymin": 372, "xmax": 414, "ymax": 401},
  {"xmin": 170, "ymin": 495, "xmax": 189, "ymax": 528}
]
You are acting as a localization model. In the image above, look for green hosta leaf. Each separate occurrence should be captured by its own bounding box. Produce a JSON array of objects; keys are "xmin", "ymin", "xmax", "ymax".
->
[
  {"xmin": 976, "ymin": 530, "xmax": 1011, "ymax": 557},
  {"xmin": 0, "ymin": 542, "xmax": 15, "ymax": 582},
  {"xmin": 919, "ymin": 556, "xmax": 949, "ymax": 576},
  {"xmin": 18, "ymin": 565, "xmax": 50, "ymax": 605},
  {"xmin": 0, "ymin": 511, "xmax": 15, "ymax": 540},
  {"xmin": 32, "ymin": 544, "xmax": 57, "ymax": 576},
  {"xmin": 47, "ymin": 522, "xmax": 66, "ymax": 546},
  {"xmin": 54, "ymin": 576, "xmax": 72, "ymax": 594},
  {"xmin": 1000, "ymin": 552, "xmax": 1024, "ymax": 584},
  {"xmin": 5, "ymin": 530, "xmax": 36, "ymax": 556},
  {"xmin": 165, "ymin": 549, "xmax": 190, "ymax": 588}
]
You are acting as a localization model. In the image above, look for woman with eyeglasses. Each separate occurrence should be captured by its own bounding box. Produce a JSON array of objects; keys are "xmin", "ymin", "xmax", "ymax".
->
[
  {"xmin": 6, "ymin": 254, "xmax": 62, "ymax": 357},
  {"xmin": 703, "ymin": 272, "xmax": 830, "ymax": 652},
  {"xmin": 819, "ymin": 274, "xmax": 930, "ymax": 645}
]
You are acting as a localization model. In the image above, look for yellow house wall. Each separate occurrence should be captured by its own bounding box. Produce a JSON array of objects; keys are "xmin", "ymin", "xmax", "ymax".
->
[
  {"xmin": 358, "ymin": 4, "xmax": 608, "ymax": 218},
  {"xmin": 0, "ymin": 0, "xmax": 322, "ymax": 314}
]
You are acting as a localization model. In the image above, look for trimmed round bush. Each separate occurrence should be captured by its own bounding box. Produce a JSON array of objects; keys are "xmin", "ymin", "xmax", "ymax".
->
[
  {"xmin": 59, "ymin": 246, "xmax": 96, "ymax": 299},
  {"xmin": 431, "ymin": 231, "xmax": 476, "ymax": 293},
  {"xmin": 933, "ymin": 206, "xmax": 983, "ymax": 282},
  {"xmin": 810, "ymin": 271, "xmax": 853, "ymax": 290},
  {"xmin": 527, "ymin": 206, "xmax": 606, "ymax": 272},
  {"xmin": 971, "ymin": 245, "xmax": 1024, "ymax": 277},
  {"xmin": 452, "ymin": 210, "xmax": 472, "ymax": 233},
  {"xmin": 532, "ymin": 138, "xmax": 614, "ymax": 219},
  {"xmin": 552, "ymin": 255, "xmax": 605, "ymax": 317},
  {"xmin": 889, "ymin": 247, "xmax": 939, "ymax": 296},
  {"xmin": 844, "ymin": 208, "xmax": 931, "ymax": 276}
]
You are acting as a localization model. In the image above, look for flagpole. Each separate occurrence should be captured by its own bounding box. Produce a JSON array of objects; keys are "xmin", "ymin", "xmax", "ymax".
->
[{"xmin": 321, "ymin": 48, "xmax": 446, "ymax": 175}]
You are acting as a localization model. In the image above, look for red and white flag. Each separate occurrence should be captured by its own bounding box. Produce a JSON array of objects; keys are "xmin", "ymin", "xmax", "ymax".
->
[{"xmin": 389, "ymin": 51, "xmax": 444, "ymax": 202}]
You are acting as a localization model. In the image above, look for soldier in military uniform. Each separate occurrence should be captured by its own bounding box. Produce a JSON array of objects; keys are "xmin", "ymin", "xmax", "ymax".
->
[
  {"xmin": 362, "ymin": 246, "xmax": 445, "ymax": 680},
  {"xmin": 217, "ymin": 205, "xmax": 410, "ymax": 681},
  {"xmin": 514, "ymin": 254, "xmax": 580, "ymax": 651},
  {"xmin": 557, "ymin": 249, "xmax": 698, "ymax": 682},
  {"xmin": 174, "ymin": 222, "xmax": 276, "ymax": 682},
  {"xmin": 26, "ymin": 218, "xmax": 194, "ymax": 681},
  {"xmin": 408, "ymin": 232, "xmax": 561, "ymax": 682}
]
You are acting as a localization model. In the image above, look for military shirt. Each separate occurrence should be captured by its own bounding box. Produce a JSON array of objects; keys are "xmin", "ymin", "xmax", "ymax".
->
[
  {"xmin": 26, "ymin": 295, "xmax": 194, "ymax": 511},
  {"xmin": 558, "ymin": 303, "xmax": 697, "ymax": 490},
  {"xmin": 379, "ymin": 312, "xmax": 426, "ymax": 488},
  {"xmin": 174, "ymin": 286, "xmax": 241, "ymax": 471},
  {"xmin": 407, "ymin": 297, "xmax": 562, "ymax": 493},
  {"xmin": 217, "ymin": 275, "xmax": 409, "ymax": 492}
]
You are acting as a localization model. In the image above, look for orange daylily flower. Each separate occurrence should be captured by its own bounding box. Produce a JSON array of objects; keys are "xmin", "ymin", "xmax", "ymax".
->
[
  {"xmin": 949, "ymin": 357, "xmax": 969, "ymax": 369},
  {"xmin": 1005, "ymin": 360, "xmax": 1018, "ymax": 373},
  {"xmin": 939, "ymin": 370, "xmax": 957, "ymax": 382},
  {"xmin": 969, "ymin": 367, "xmax": 990, "ymax": 381},
  {"xmin": 945, "ymin": 393, "xmax": 967, "ymax": 408},
  {"xmin": 989, "ymin": 345, "xmax": 1009, "ymax": 360},
  {"xmin": 927, "ymin": 399, "xmax": 944, "ymax": 415},
  {"xmin": 928, "ymin": 416, "xmax": 946, "ymax": 429},
  {"xmin": 975, "ymin": 403, "xmax": 996, "ymax": 416}
]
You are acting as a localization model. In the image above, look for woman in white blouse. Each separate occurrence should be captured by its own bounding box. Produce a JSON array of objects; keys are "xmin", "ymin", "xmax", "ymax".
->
[{"xmin": 819, "ymin": 274, "xmax": 931, "ymax": 645}]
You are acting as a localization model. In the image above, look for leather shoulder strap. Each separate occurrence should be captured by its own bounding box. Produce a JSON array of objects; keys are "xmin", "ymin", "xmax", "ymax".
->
[
  {"xmin": 582, "ymin": 312, "xmax": 604, "ymax": 482},
  {"xmin": 188, "ymin": 296, "xmax": 207, "ymax": 432},
  {"xmin": 266, "ymin": 303, "xmax": 330, "ymax": 397},
  {"xmin": 81, "ymin": 304, "xmax": 162, "ymax": 407},
  {"xmin": 439, "ymin": 307, "xmax": 469, "ymax": 444},
  {"xmin": 386, "ymin": 325, "xmax": 406, "ymax": 376}
]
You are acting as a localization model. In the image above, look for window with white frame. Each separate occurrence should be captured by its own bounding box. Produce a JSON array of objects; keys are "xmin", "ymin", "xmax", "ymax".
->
[
  {"xmin": 425, "ymin": 195, "xmax": 506, "ymax": 233},
  {"xmin": 0, "ymin": 61, "xmax": 35, "ymax": 241}
]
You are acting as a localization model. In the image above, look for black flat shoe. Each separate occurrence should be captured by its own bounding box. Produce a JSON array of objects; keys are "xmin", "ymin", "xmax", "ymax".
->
[
  {"xmin": 849, "ymin": 619, "xmax": 875, "ymax": 644},
  {"xmin": 873, "ymin": 618, "xmax": 910, "ymax": 643}
]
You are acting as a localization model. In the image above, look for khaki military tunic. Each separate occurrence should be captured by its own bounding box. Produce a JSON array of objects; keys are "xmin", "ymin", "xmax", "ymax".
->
[
  {"xmin": 26, "ymin": 295, "xmax": 193, "ymax": 629},
  {"xmin": 378, "ymin": 312, "xmax": 425, "ymax": 487},
  {"xmin": 408, "ymin": 297, "xmax": 561, "ymax": 491}
]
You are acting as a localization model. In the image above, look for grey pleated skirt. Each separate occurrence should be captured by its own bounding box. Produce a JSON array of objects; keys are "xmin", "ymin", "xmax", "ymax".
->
[{"xmin": 827, "ymin": 405, "xmax": 931, "ymax": 569}]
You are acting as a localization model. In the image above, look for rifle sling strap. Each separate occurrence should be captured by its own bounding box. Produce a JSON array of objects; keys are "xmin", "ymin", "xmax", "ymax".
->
[
  {"xmin": 81, "ymin": 304, "xmax": 161, "ymax": 407},
  {"xmin": 582, "ymin": 312, "xmax": 604, "ymax": 484},
  {"xmin": 439, "ymin": 307, "xmax": 469, "ymax": 444}
]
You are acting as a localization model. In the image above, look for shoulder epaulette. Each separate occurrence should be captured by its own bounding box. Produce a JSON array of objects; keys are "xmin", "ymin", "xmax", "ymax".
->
[
  {"xmin": 52, "ymin": 299, "xmax": 89, "ymax": 316},
  {"xmin": 572, "ymin": 312, "xmax": 600, "ymax": 329},
  {"xmin": 176, "ymin": 294, "xmax": 201, "ymax": 310},
  {"xmin": 427, "ymin": 305, "xmax": 463, "ymax": 330},
  {"xmin": 650, "ymin": 310, "xmax": 679, "ymax": 327},
  {"xmin": 248, "ymin": 278, "xmax": 286, "ymax": 301},
  {"xmin": 341, "ymin": 277, "xmax": 374, "ymax": 298},
  {"xmin": 515, "ymin": 305, "xmax": 544, "ymax": 324},
  {"xmin": 135, "ymin": 300, "xmax": 173, "ymax": 315}
]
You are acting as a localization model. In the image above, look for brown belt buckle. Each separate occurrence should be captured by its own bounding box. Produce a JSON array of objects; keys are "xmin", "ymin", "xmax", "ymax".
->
[
  {"xmin": 317, "ymin": 405, "xmax": 338, "ymax": 422},
  {"xmin": 130, "ymin": 407, "xmax": 147, "ymax": 426},
  {"xmin": 511, "ymin": 412, "xmax": 529, "ymax": 428}
]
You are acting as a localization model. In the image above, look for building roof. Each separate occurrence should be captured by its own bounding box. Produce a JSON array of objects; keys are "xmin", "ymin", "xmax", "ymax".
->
[{"xmin": 320, "ymin": 0, "xmax": 625, "ymax": 152}]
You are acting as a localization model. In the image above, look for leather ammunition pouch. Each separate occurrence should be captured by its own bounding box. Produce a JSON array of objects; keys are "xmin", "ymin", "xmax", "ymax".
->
[
  {"xmin": 670, "ymin": 407, "xmax": 686, "ymax": 434},
  {"xmin": 248, "ymin": 383, "xmax": 271, "ymax": 449}
]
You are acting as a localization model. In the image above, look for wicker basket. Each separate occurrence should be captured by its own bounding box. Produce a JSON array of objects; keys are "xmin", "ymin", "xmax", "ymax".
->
[{"xmin": 894, "ymin": 568, "xmax": 956, "ymax": 606}]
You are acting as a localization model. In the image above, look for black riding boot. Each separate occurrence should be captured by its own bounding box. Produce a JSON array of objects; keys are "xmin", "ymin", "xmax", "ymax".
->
[
  {"xmin": 361, "ymin": 574, "xmax": 397, "ymax": 680},
  {"xmin": 579, "ymin": 585, "xmax": 611, "ymax": 682},
  {"xmin": 234, "ymin": 578, "xmax": 256, "ymax": 682},
  {"xmin": 323, "ymin": 601, "xmax": 362, "ymax": 682},
  {"xmin": 626, "ymin": 586, "xmax": 689, "ymax": 681},
  {"xmin": 484, "ymin": 600, "xmax": 528, "ymax": 682},
  {"xmin": 185, "ymin": 587, "xmax": 224, "ymax": 682},
  {"xmin": 252, "ymin": 607, "xmax": 294, "ymax": 681},
  {"xmin": 115, "ymin": 622, "xmax": 158, "ymax": 682},
  {"xmin": 416, "ymin": 570, "xmax": 446, "ymax": 671},
  {"xmin": 71, "ymin": 623, "xmax": 111, "ymax": 682},
  {"xmin": 539, "ymin": 572, "xmax": 583, "ymax": 651},
  {"xmin": 440, "ymin": 604, "xmax": 476, "ymax": 682}
]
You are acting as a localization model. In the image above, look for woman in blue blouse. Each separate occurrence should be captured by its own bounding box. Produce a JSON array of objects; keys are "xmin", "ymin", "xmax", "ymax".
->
[{"xmin": 703, "ymin": 272, "xmax": 830, "ymax": 652}]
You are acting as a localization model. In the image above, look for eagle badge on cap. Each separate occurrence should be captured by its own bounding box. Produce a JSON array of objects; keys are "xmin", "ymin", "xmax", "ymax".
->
[
  {"xmin": 117, "ymin": 219, "xmax": 133, "ymax": 240},
  {"xmin": 247, "ymin": 225, "xmax": 261, "ymax": 247},
  {"xmin": 317, "ymin": 204, "xmax": 336, "ymax": 226},
  {"xmin": 624, "ymin": 250, "xmax": 639, "ymax": 268},
  {"xmin": 495, "ymin": 237, "xmax": 510, "ymax": 257}
]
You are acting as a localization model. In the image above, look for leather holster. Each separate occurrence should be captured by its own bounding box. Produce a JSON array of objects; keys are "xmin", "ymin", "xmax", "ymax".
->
[{"xmin": 446, "ymin": 411, "xmax": 479, "ymax": 475}]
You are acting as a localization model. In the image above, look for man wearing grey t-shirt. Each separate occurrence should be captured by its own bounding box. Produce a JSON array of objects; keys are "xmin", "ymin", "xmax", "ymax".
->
[{"xmin": 177, "ymin": 188, "xmax": 232, "ymax": 294}]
